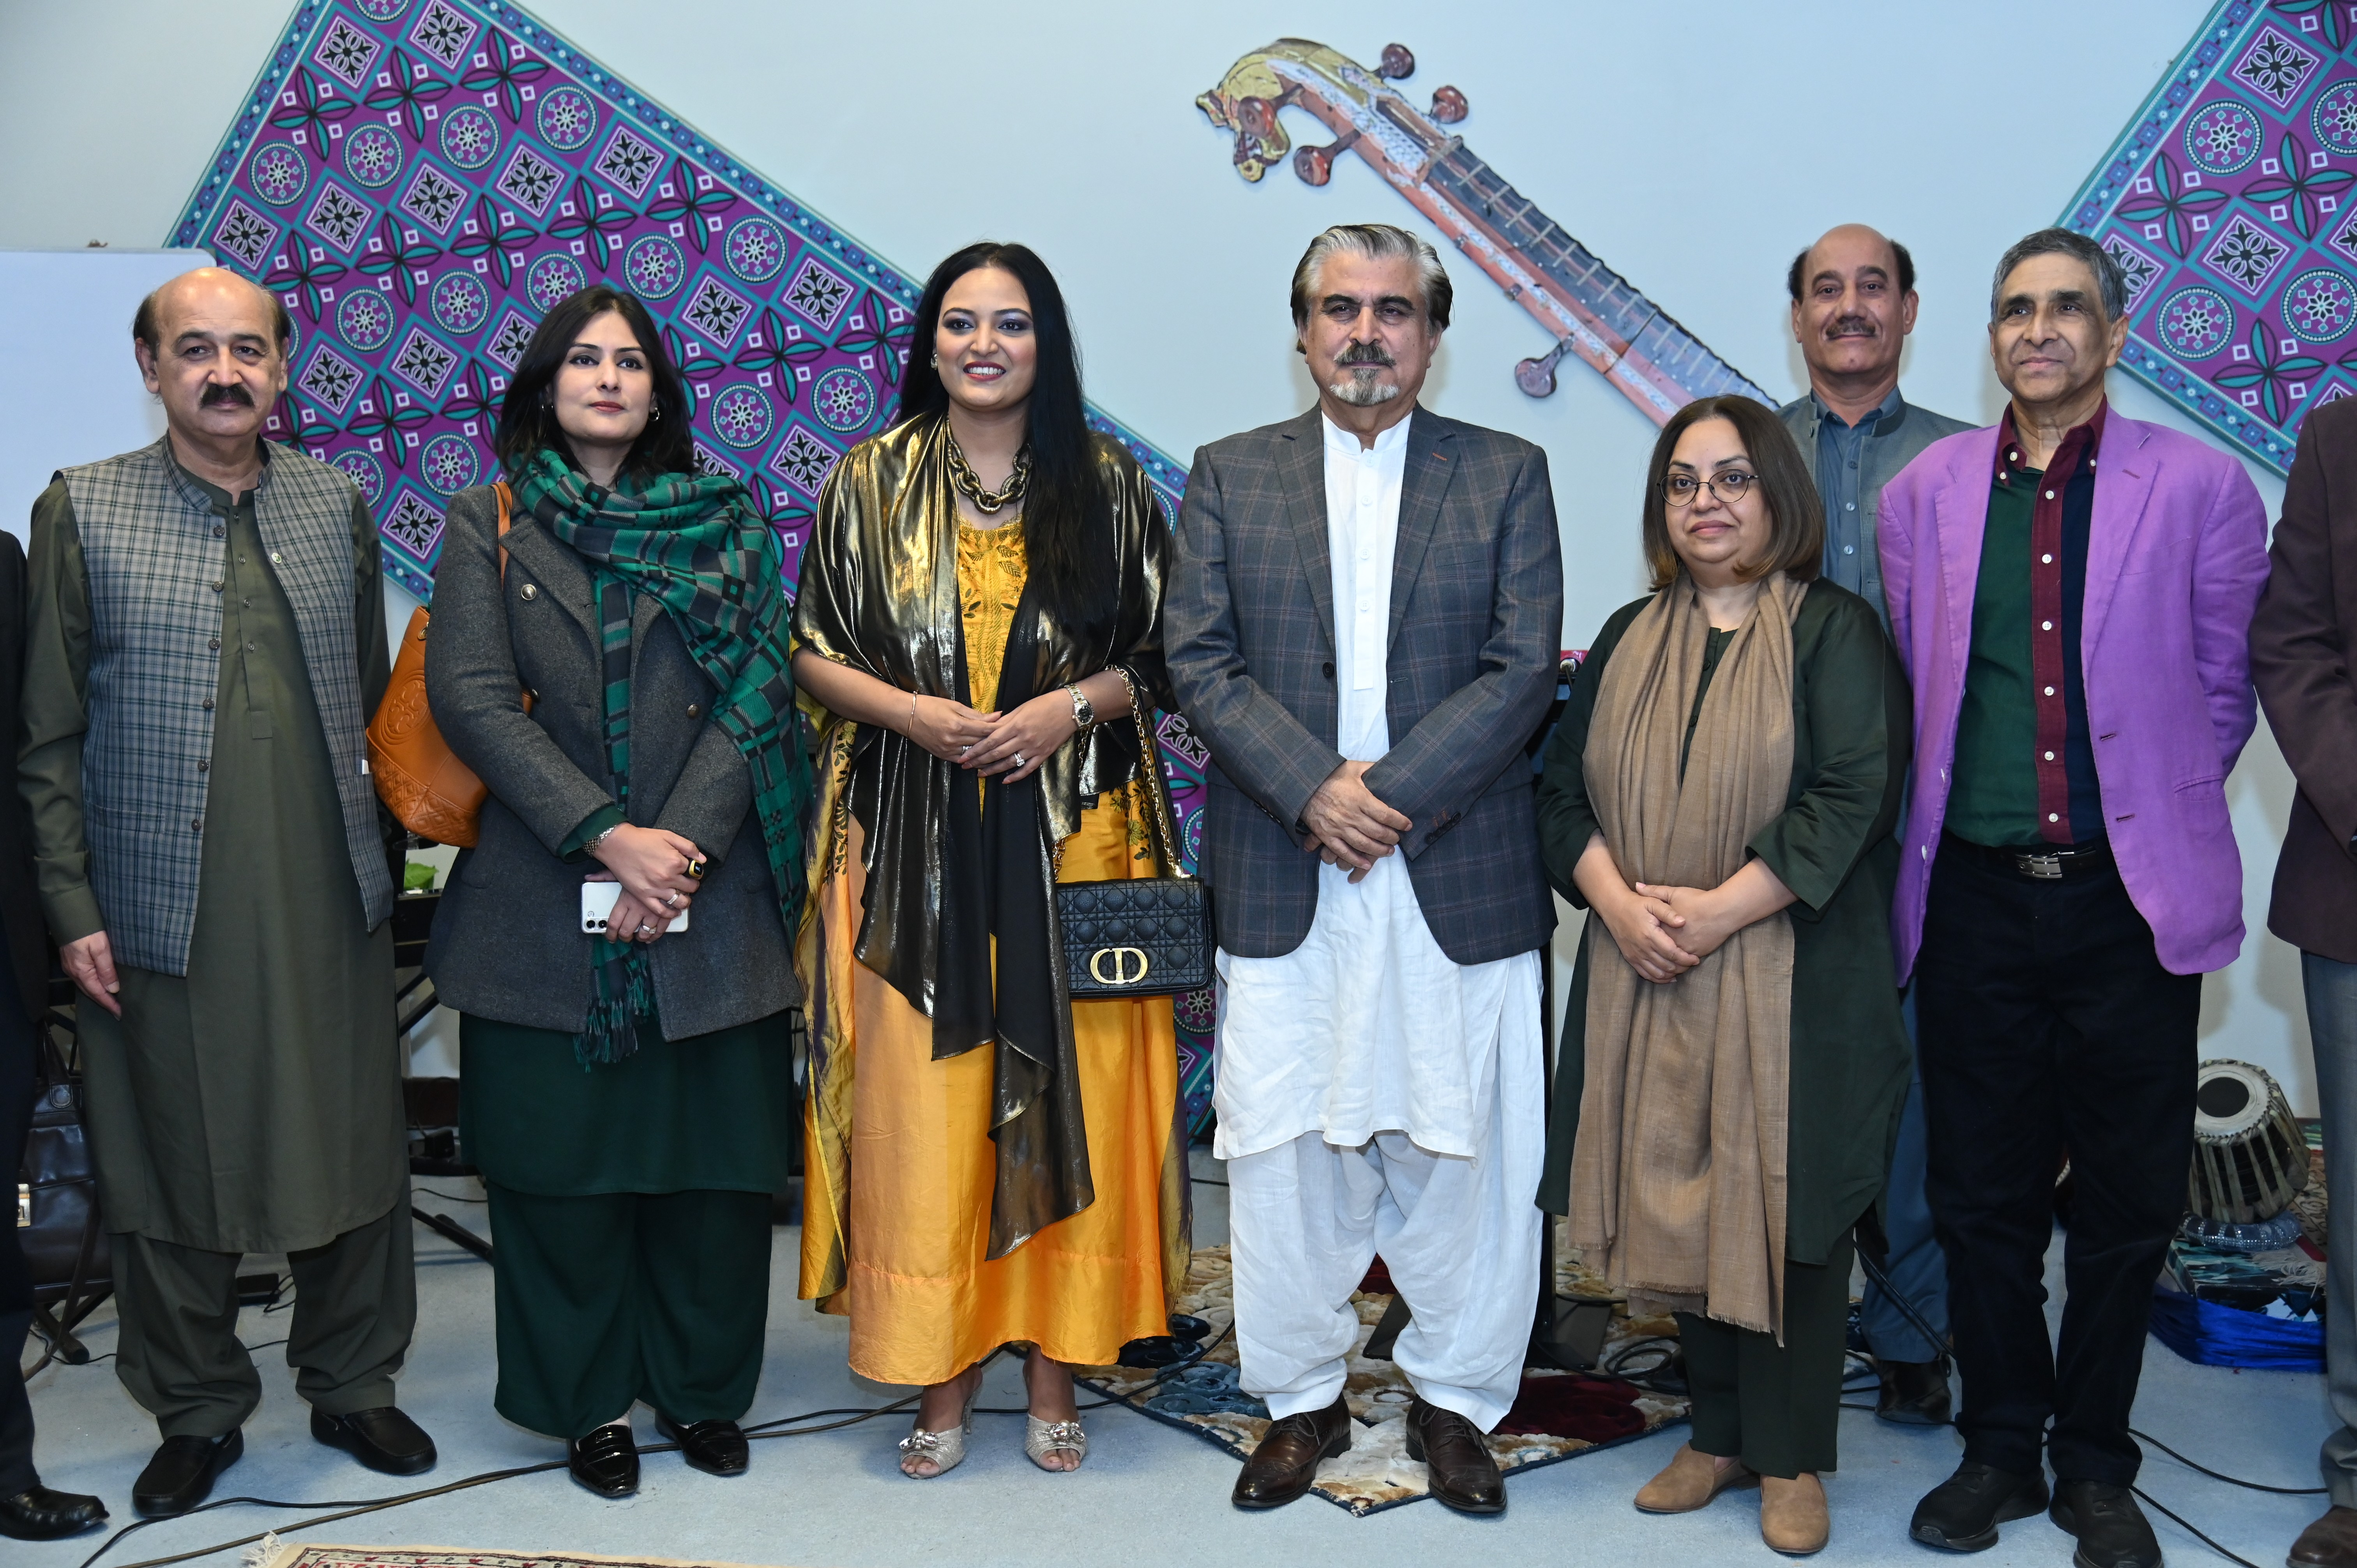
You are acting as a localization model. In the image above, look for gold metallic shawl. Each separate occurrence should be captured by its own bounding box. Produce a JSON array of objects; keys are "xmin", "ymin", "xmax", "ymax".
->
[
  {"xmin": 1572, "ymin": 573, "xmax": 1804, "ymax": 1339},
  {"xmin": 793, "ymin": 413, "xmax": 1172, "ymax": 1282}
]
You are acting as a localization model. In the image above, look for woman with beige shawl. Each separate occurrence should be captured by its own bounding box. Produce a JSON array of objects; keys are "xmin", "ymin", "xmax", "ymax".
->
[{"xmin": 1536, "ymin": 396, "xmax": 1911, "ymax": 1555}]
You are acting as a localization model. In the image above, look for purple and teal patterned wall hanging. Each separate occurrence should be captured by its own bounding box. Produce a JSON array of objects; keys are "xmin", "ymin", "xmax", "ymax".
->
[
  {"xmin": 2066, "ymin": 0, "xmax": 2357, "ymax": 474},
  {"xmin": 171, "ymin": 0, "xmax": 1221, "ymax": 1132}
]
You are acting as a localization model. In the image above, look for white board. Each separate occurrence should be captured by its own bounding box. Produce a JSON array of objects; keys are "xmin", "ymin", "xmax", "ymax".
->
[{"xmin": 0, "ymin": 249, "xmax": 216, "ymax": 543}]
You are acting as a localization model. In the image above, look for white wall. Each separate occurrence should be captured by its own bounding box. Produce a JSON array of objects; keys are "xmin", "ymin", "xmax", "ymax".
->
[{"xmin": 0, "ymin": 0, "xmax": 2320, "ymax": 1108}]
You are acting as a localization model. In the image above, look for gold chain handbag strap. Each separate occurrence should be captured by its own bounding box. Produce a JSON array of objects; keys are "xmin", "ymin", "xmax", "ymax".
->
[{"xmin": 1110, "ymin": 665, "xmax": 1188, "ymax": 880}]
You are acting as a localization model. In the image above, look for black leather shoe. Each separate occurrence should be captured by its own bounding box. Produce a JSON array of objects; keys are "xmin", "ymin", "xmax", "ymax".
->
[
  {"xmin": 1875, "ymin": 1354, "xmax": 1954, "ymax": 1427},
  {"xmin": 132, "ymin": 1429, "xmax": 242, "ymax": 1517},
  {"xmin": 1404, "ymin": 1397, "xmax": 1506, "ymax": 1515},
  {"xmin": 1909, "ymin": 1460, "xmax": 2050, "ymax": 1551},
  {"xmin": 567, "ymin": 1423, "xmax": 639, "ymax": 1498},
  {"xmin": 656, "ymin": 1413, "xmax": 748, "ymax": 1477},
  {"xmin": 0, "ymin": 1486, "xmax": 109, "ymax": 1540},
  {"xmin": 2050, "ymin": 1480, "xmax": 2160, "ymax": 1568},
  {"xmin": 1232, "ymin": 1395, "xmax": 1352, "ymax": 1509},
  {"xmin": 311, "ymin": 1406, "xmax": 438, "ymax": 1476}
]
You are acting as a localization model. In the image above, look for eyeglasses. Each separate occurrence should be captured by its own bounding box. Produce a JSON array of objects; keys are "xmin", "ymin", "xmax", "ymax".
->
[{"xmin": 1664, "ymin": 472, "xmax": 1760, "ymax": 507}]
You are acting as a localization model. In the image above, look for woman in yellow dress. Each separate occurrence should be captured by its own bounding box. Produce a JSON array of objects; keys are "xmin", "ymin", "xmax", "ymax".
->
[{"xmin": 791, "ymin": 242, "xmax": 1186, "ymax": 1478}]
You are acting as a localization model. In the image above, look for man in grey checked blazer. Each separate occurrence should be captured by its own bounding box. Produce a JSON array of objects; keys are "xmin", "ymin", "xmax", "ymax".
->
[{"xmin": 1167, "ymin": 225, "xmax": 1561, "ymax": 1516}]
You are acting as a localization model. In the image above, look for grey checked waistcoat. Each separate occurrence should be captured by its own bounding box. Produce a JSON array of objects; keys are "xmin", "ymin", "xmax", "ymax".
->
[{"xmin": 58, "ymin": 437, "xmax": 394, "ymax": 975}]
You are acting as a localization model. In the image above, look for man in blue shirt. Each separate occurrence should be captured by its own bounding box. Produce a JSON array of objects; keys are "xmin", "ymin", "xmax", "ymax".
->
[{"xmin": 1778, "ymin": 223, "xmax": 1971, "ymax": 1426}]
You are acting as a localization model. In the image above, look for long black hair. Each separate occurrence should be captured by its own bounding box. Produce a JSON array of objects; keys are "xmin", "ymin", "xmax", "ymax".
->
[
  {"xmin": 897, "ymin": 242, "xmax": 1112, "ymax": 641},
  {"xmin": 494, "ymin": 286, "xmax": 693, "ymax": 480}
]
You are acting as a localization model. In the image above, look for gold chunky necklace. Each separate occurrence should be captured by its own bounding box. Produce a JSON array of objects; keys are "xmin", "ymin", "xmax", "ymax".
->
[{"xmin": 945, "ymin": 431, "xmax": 1032, "ymax": 515}]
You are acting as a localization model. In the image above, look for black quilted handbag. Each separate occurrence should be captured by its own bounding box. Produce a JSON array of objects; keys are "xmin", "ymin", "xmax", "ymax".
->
[{"xmin": 1056, "ymin": 691, "xmax": 1210, "ymax": 1000}]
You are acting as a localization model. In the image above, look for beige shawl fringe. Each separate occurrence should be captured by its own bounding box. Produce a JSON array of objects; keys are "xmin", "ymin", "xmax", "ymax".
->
[{"xmin": 1570, "ymin": 573, "xmax": 1805, "ymax": 1340}]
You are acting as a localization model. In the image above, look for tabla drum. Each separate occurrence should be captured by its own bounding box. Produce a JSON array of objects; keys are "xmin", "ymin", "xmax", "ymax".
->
[{"xmin": 2187, "ymin": 1059, "xmax": 2310, "ymax": 1225}]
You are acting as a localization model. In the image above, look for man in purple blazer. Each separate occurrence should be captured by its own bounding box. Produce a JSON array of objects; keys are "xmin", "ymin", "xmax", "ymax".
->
[{"xmin": 1877, "ymin": 228, "xmax": 2268, "ymax": 1568}]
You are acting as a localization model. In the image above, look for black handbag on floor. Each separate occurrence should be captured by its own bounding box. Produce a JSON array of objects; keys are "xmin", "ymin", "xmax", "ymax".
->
[
  {"xmin": 1055, "ymin": 691, "xmax": 1211, "ymax": 1000},
  {"xmin": 20, "ymin": 1015, "xmax": 110, "ymax": 1372}
]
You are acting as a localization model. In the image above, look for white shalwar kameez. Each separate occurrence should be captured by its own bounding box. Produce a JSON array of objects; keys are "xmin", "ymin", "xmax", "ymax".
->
[{"xmin": 1214, "ymin": 414, "xmax": 1545, "ymax": 1430}]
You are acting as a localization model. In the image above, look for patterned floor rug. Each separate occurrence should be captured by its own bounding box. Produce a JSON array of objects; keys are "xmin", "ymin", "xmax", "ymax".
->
[
  {"xmin": 1074, "ymin": 1240, "xmax": 1690, "ymax": 1515},
  {"xmin": 253, "ymin": 1549, "xmax": 786, "ymax": 1568}
]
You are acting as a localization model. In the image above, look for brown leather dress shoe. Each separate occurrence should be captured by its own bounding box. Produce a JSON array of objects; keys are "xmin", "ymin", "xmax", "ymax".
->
[
  {"xmin": 2291, "ymin": 1505, "xmax": 2357, "ymax": 1567},
  {"xmin": 1635, "ymin": 1442, "xmax": 1758, "ymax": 1513},
  {"xmin": 1232, "ymin": 1395, "xmax": 1352, "ymax": 1509},
  {"xmin": 1405, "ymin": 1397, "xmax": 1505, "ymax": 1515}
]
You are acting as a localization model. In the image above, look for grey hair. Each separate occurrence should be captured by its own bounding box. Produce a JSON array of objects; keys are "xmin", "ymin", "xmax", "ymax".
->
[
  {"xmin": 1989, "ymin": 228, "xmax": 2127, "ymax": 324},
  {"xmin": 1290, "ymin": 223, "xmax": 1453, "ymax": 330}
]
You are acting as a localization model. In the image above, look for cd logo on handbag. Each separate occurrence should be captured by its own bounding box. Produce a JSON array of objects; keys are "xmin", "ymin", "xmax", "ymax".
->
[{"xmin": 1087, "ymin": 946, "xmax": 1152, "ymax": 986}]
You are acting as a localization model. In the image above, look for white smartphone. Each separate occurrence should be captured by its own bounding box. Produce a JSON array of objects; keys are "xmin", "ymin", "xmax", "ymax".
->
[{"xmin": 581, "ymin": 880, "xmax": 689, "ymax": 936}]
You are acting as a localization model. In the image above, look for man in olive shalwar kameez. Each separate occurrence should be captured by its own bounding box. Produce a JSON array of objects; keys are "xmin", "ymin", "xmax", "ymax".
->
[{"xmin": 18, "ymin": 269, "xmax": 432, "ymax": 1517}]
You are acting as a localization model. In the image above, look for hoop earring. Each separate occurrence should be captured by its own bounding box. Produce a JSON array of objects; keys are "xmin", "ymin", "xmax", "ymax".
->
[
  {"xmin": 650, "ymin": 402, "xmax": 661, "ymax": 422},
  {"xmin": 930, "ymin": 352, "xmax": 939, "ymax": 368}
]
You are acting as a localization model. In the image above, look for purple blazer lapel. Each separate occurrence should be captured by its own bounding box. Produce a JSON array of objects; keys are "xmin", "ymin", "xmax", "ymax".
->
[{"xmin": 2081, "ymin": 418, "xmax": 2159, "ymax": 664}]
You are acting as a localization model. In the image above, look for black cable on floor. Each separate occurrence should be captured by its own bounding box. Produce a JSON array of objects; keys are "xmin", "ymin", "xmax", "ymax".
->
[
  {"xmin": 2130, "ymin": 1425, "xmax": 2327, "ymax": 1495},
  {"xmin": 2131, "ymin": 1483, "xmax": 2265, "ymax": 1568}
]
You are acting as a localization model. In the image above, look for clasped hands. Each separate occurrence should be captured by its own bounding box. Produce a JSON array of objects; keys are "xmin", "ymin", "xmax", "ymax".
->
[
  {"xmin": 1302, "ymin": 761, "xmax": 1411, "ymax": 883},
  {"xmin": 1594, "ymin": 881, "xmax": 1739, "ymax": 983},
  {"xmin": 1581, "ymin": 837, "xmax": 1795, "ymax": 984},
  {"xmin": 905, "ymin": 690, "xmax": 1075, "ymax": 784},
  {"xmin": 585, "ymin": 823, "xmax": 703, "ymax": 946}
]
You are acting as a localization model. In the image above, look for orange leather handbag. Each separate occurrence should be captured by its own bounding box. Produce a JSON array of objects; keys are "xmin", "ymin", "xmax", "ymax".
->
[{"xmin": 366, "ymin": 482, "xmax": 520, "ymax": 847}]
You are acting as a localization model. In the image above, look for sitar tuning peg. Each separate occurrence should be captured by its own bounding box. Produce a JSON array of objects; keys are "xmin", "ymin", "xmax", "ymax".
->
[
  {"xmin": 1378, "ymin": 44, "xmax": 1415, "ymax": 79},
  {"xmin": 1429, "ymin": 86, "xmax": 1468, "ymax": 124},
  {"xmin": 1293, "ymin": 128, "xmax": 1362, "ymax": 187}
]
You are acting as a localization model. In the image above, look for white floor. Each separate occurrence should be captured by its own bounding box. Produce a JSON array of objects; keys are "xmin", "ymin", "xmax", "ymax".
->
[{"xmin": 12, "ymin": 1157, "xmax": 2327, "ymax": 1568}]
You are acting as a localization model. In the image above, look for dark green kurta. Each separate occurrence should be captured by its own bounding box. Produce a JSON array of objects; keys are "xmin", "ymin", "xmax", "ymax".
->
[
  {"xmin": 1535, "ymin": 581, "xmax": 1912, "ymax": 1267},
  {"xmin": 21, "ymin": 477, "xmax": 401, "ymax": 1255}
]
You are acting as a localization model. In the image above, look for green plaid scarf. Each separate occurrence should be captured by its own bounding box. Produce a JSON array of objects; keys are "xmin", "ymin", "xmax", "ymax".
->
[{"xmin": 513, "ymin": 449, "xmax": 809, "ymax": 1065}]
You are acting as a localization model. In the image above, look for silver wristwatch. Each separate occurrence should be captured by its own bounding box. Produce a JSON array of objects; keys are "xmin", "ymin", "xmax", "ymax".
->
[{"xmin": 1067, "ymin": 682, "xmax": 1095, "ymax": 730}]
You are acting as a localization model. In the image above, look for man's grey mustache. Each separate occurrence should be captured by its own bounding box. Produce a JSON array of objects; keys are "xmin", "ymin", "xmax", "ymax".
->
[
  {"xmin": 1827, "ymin": 315, "xmax": 1877, "ymax": 338},
  {"xmin": 200, "ymin": 383, "xmax": 256, "ymax": 407},
  {"xmin": 1336, "ymin": 342, "xmax": 1396, "ymax": 367}
]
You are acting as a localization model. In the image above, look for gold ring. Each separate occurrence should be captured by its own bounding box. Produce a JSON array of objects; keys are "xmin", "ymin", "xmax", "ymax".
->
[{"xmin": 684, "ymin": 857, "xmax": 706, "ymax": 880}]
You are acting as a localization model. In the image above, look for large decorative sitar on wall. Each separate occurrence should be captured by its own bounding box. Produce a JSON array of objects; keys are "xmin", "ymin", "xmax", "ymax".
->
[
  {"xmin": 170, "ymin": 0, "xmax": 1221, "ymax": 1128},
  {"xmin": 1199, "ymin": 39, "xmax": 1772, "ymax": 419}
]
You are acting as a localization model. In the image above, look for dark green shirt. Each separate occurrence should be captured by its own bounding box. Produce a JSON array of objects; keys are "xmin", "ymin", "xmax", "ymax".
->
[
  {"xmin": 1681, "ymin": 627, "xmax": 1737, "ymax": 781},
  {"xmin": 1946, "ymin": 433, "xmax": 2104, "ymax": 847},
  {"xmin": 1947, "ymin": 471, "xmax": 2042, "ymax": 844}
]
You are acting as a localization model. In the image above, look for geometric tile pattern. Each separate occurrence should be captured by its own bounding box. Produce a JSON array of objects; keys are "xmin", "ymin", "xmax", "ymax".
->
[
  {"xmin": 2065, "ymin": 0, "xmax": 2357, "ymax": 473},
  {"xmin": 170, "ymin": 0, "xmax": 1215, "ymax": 1128}
]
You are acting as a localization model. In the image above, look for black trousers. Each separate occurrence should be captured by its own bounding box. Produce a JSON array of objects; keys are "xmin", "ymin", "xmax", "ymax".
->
[
  {"xmin": 1915, "ymin": 838, "xmax": 2199, "ymax": 1485},
  {"xmin": 0, "ymin": 966, "xmax": 40, "ymax": 1496}
]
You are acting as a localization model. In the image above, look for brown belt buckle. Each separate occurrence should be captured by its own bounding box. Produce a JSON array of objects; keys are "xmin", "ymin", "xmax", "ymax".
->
[{"xmin": 2015, "ymin": 851, "xmax": 2065, "ymax": 880}]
